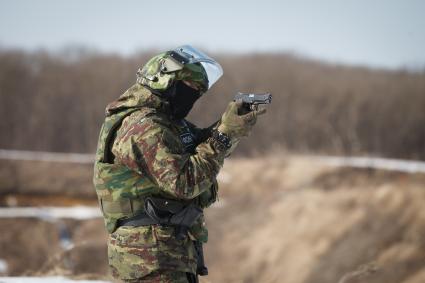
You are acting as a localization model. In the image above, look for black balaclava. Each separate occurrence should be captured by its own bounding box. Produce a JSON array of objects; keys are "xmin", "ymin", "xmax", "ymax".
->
[{"xmin": 164, "ymin": 80, "xmax": 202, "ymax": 120}]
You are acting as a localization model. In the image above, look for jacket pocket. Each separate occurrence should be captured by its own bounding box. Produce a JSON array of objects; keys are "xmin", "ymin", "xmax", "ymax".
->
[{"xmin": 107, "ymin": 226, "xmax": 158, "ymax": 279}]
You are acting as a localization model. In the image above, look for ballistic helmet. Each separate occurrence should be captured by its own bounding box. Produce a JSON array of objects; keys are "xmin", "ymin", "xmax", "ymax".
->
[{"xmin": 136, "ymin": 45, "xmax": 223, "ymax": 94}]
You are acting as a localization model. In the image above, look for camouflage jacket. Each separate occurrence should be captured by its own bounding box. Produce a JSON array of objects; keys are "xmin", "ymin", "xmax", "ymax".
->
[{"xmin": 93, "ymin": 83, "xmax": 232, "ymax": 279}]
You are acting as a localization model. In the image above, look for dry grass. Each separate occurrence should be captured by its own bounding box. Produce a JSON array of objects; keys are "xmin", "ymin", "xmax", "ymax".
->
[{"xmin": 1, "ymin": 49, "xmax": 424, "ymax": 159}]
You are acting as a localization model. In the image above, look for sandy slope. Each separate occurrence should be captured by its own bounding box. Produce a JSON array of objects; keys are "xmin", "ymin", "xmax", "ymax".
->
[
  {"xmin": 1, "ymin": 155, "xmax": 425, "ymax": 283},
  {"xmin": 204, "ymin": 156, "xmax": 425, "ymax": 283}
]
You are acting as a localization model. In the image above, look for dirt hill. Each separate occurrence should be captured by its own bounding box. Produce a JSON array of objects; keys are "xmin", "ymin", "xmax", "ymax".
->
[
  {"xmin": 204, "ymin": 156, "xmax": 425, "ymax": 283},
  {"xmin": 1, "ymin": 155, "xmax": 425, "ymax": 283}
]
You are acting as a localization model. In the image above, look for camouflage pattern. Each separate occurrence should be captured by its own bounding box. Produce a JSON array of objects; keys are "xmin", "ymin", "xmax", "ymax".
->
[
  {"xmin": 136, "ymin": 52, "xmax": 209, "ymax": 92},
  {"xmin": 123, "ymin": 270, "xmax": 190, "ymax": 283},
  {"xmin": 93, "ymin": 83, "xmax": 231, "ymax": 280},
  {"xmin": 108, "ymin": 225, "xmax": 197, "ymax": 279}
]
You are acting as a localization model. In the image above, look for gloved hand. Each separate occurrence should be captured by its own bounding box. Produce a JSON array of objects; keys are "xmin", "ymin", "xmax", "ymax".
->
[{"xmin": 218, "ymin": 101, "xmax": 266, "ymax": 138}]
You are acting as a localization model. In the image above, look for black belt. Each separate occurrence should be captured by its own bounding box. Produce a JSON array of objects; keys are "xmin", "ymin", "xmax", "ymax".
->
[{"xmin": 116, "ymin": 212, "xmax": 160, "ymax": 227}]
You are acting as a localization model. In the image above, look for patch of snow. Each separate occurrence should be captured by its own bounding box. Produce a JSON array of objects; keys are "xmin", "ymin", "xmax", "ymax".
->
[
  {"xmin": 0, "ymin": 149, "xmax": 94, "ymax": 164},
  {"xmin": 2, "ymin": 149, "xmax": 425, "ymax": 174},
  {"xmin": 57, "ymin": 222, "xmax": 74, "ymax": 250},
  {"xmin": 0, "ymin": 207, "xmax": 101, "ymax": 220},
  {"xmin": 315, "ymin": 156, "xmax": 425, "ymax": 174},
  {"xmin": 0, "ymin": 259, "xmax": 8, "ymax": 273}
]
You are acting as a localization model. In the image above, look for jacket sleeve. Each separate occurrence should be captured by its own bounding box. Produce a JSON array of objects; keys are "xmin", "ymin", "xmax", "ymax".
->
[
  {"xmin": 187, "ymin": 119, "xmax": 241, "ymax": 159},
  {"xmin": 112, "ymin": 114, "xmax": 227, "ymax": 200}
]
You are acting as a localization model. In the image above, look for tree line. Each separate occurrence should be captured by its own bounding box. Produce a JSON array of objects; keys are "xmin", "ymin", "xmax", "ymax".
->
[{"xmin": 0, "ymin": 48, "xmax": 424, "ymax": 159}]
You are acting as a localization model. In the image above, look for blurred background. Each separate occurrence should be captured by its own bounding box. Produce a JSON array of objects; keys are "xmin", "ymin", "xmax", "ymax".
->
[{"xmin": 1, "ymin": 0, "xmax": 425, "ymax": 282}]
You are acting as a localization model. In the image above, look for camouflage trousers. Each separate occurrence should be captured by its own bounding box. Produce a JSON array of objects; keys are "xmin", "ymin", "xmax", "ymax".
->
[{"xmin": 123, "ymin": 270, "xmax": 197, "ymax": 283}]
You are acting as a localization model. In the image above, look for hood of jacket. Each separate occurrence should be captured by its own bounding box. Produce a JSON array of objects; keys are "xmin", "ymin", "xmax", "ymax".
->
[{"xmin": 105, "ymin": 83, "xmax": 170, "ymax": 117}]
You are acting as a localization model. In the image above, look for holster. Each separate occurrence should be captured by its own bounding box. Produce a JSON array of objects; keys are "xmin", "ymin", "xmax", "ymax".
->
[
  {"xmin": 144, "ymin": 197, "xmax": 203, "ymax": 240},
  {"xmin": 143, "ymin": 197, "xmax": 185, "ymax": 224}
]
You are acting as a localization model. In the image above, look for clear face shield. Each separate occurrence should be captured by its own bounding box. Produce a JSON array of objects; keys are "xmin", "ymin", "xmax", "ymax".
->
[{"xmin": 161, "ymin": 45, "xmax": 223, "ymax": 90}]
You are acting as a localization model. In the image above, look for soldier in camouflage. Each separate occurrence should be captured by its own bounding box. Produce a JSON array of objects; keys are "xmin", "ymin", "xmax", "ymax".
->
[{"xmin": 93, "ymin": 45, "xmax": 265, "ymax": 282}]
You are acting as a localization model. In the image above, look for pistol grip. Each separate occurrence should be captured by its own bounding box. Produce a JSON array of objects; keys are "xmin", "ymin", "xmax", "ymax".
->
[{"xmin": 238, "ymin": 103, "xmax": 252, "ymax": 115}]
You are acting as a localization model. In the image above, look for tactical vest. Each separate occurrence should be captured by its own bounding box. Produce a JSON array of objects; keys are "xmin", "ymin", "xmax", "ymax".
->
[
  {"xmin": 93, "ymin": 108, "xmax": 199, "ymax": 233},
  {"xmin": 93, "ymin": 108, "xmax": 158, "ymax": 233}
]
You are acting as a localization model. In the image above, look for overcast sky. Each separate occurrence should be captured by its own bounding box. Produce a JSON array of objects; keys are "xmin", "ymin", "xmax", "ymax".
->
[{"xmin": 0, "ymin": 0, "xmax": 424, "ymax": 69}]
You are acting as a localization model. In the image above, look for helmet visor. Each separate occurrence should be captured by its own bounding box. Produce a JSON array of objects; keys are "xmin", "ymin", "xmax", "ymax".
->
[{"xmin": 171, "ymin": 45, "xmax": 223, "ymax": 89}]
